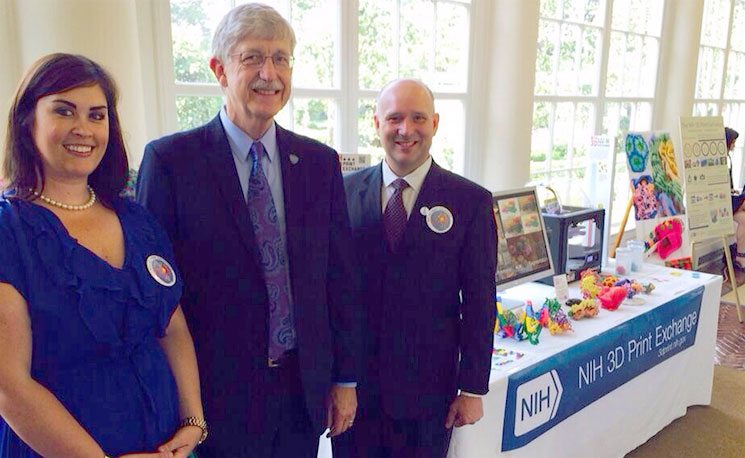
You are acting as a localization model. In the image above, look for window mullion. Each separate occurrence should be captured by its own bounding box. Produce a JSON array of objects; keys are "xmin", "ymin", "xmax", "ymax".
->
[
  {"xmin": 567, "ymin": 102, "xmax": 577, "ymax": 200},
  {"xmin": 431, "ymin": 1, "xmax": 438, "ymax": 80},
  {"xmin": 395, "ymin": 0, "xmax": 401, "ymax": 77},
  {"xmin": 547, "ymin": 102, "xmax": 556, "ymax": 183},
  {"xmin": 595, "ymin": 0, "xmax": 614, "ymax": 135},
  {"xmin": 720, "ymin": 0, "xmax": 735, "ymax": 101},
  {"xmin": 339, "ymin": 0, "xmax": 358, "ymax": 152},
  {"xmin": 574, "ymin": 25, "xmax": 583, "ymax": 95},
  {"xmin": 551, "ymin": 23, "xmax": 561, "ymax": 96}
]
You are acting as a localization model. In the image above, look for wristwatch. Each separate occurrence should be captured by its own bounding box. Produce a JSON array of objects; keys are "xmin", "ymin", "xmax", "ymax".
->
[{"xmin": 181, "ymin": 416, "xmax": 209, "ymax": 445}]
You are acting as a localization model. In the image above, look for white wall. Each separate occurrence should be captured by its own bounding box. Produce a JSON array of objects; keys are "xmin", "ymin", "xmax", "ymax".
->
[
  {"xmin": 0, "ymin": 0, "xmax": 21, "ymax": 153},
  {"xmin": 0, "ymin": 0, "xmax": 161, "ymax": 168},
  {"xmin": 653, "ymin": 0, "xmax": 705, "ymax": 132},
  {"xmin": 478, "ymin": 0, "xmax": 539, "ymax": 191}
]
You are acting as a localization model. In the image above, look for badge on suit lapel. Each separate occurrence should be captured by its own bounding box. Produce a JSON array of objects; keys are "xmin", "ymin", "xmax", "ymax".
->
[
  {"xmin": 420, "ymin": 205, "xmax": 453, "ymax": 234},
  {"xmin": 289, "ymin": 153, "xmax": 300, "ymax": 165},
  {"xmin": 146, "ymin": 255, "xmax": 176, "ymax": 287}
]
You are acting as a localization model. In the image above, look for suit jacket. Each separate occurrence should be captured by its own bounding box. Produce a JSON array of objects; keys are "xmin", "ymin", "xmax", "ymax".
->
[
  {"xmin": 344, "ymin": 161, "xmax": 496, "ymax": 419},
  {"xmin": 137, "ymin": 115, "xmax": 359, "ymax": 454}
]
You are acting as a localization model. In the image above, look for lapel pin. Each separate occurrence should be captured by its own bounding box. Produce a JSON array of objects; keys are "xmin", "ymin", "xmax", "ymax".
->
[
  {"xmin": 289, "ymin": 154, "xmax": 299, "ymax": 165},
  {"xmin": 146, "ymin": 254, "xmax": 176, "ymax": 287},
  {"xmin": 426, "ymin": 206, "xmax": 454, "ymax": 234},
  {"xmin": 420, "ymin": 206, "xmax": 430, "ymax": 216}
]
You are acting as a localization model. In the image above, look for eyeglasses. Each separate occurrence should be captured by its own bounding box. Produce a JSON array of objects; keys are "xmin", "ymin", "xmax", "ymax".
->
[{"xmin": 230, "ymin": 52, "xmax": 295, "ymax": 69}]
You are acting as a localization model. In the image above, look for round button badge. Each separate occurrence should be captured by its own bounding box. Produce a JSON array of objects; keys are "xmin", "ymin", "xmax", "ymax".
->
[
  {"xmin": 426, "ymin": 206, "xmax": 454, "ymax": 234},
  {"xmin": 146, "ymin": 255, "xmax": 176, "ymax": 287}
]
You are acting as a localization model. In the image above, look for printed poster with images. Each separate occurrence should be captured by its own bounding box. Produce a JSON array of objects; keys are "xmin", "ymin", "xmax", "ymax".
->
[
  {"xmin": 624, "ymin": 132, "xmax": 690, "ymax": 261},
  {"xmin": 679, "ymin": 116, "xmax": 732, "ymax": 242},
  {"xmin": 494, "ymin": 193, "xmax": 551, "ymax": 284}
]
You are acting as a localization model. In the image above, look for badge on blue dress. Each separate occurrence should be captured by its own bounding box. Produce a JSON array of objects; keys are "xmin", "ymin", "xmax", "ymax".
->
[
  {"xmin": 421, "ymin": 205, "xmax": 453, "ymax": 234},
  {"xmin": 146, "ymin": 255, "xmax": 176, "ymax": 287}
]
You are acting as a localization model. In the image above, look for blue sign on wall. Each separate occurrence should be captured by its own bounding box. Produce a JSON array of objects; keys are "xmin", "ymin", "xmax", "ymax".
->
[{"xmin": 502, "ymin": 286, "xmax": 704, "ymax": 451}]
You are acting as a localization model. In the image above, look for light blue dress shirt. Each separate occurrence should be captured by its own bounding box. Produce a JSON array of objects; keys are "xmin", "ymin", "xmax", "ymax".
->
[{"xmin": 220, "ymin": 107, "xmax": 287, "ymax": 242}]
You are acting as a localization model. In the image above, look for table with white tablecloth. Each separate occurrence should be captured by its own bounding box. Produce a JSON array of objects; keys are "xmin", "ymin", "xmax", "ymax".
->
[{"xmin": 447, "ymin": 265, "xmax": 722, "ymax": 458}]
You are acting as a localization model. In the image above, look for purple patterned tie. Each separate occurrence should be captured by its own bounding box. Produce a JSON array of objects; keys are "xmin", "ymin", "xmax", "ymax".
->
[
  {"xmin": 384, "ymin": 178, "xmax": 409, "ymax": 252},
  {"xmin": 247, "ymin": 141, "xmax": 296, "ymax": 360}
]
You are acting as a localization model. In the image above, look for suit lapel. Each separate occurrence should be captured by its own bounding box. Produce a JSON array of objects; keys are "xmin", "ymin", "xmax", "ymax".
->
[
  {"xmin": 358, "ymin": 164, "xmax": 383, "ymax": 228},
  {"xmin": 203, "ymin": 115, "xmax": 261, "ymax": 263},
  {"xmin": 275, "ymin": 124, "xmax": 304, "ymax": 267}
]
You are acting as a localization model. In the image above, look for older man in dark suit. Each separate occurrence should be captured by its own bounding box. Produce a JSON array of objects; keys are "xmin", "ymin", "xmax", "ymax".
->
[
  {"xmin": 334, "ymin": 79, "xmax": 497, "ymax": 457},
  {"xmin": 137, "ymin": 3, "xmax": 359, "ymax": 457}
]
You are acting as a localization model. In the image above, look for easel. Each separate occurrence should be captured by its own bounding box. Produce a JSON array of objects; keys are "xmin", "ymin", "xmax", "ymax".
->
[
  {"xmin": 698, "ymin": 235, "xmax": 743, "ymax": 322},
  {"xmin": 611, "ymin": 194, "xmax": 744, "ymax": 322},
  {"xmin": 610, "ymin": 191, "xmax": 634, "ymax": 258}
]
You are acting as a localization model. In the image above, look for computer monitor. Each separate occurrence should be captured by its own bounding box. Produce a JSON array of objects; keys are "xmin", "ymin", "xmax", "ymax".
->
[{"xmin": 493, "ymin": 186, "xmax": 555, "ymax": 308}]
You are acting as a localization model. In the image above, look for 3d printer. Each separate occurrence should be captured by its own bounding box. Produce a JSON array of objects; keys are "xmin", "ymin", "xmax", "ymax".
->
[{"xmin": 537, "ymin": 206, "xmax": 605, "ymax": 284}]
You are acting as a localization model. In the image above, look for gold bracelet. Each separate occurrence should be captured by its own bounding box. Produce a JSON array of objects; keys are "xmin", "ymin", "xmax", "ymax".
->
[{"xmin": 181, "ymin": 416, "xmax": 208, "ymax": 445}]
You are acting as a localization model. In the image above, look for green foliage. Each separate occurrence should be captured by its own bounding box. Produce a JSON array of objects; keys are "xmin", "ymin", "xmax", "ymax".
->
[
  {"xmin": 168, "ymin": 0, "xmax": 465, "ymax": 173},
  {"xmin": 176, "ymin": 96, "xmax": 223, "ymax": 131},
  {"xmin": 531, "ymin": 151, "xmax": 547, "ymax": 162},
  {"xmin": 437, "ymin": 147, "xmax": 455, "ymax": 170},
  {"xmin": 171, "ymin": 0, "xmax": 213, "ymax": 84},
  {"xmin": 551, "ymin": 144, "xmax": 567, "ymax": 160},
  {"xmin": 536, "ymin": 21, "xmax": 556, "ymax": 74},
  {"xmin": 533, "ymin": 102, "xmax": 549, "ymax": 128},
  {"xmin": 357, "ymin": 100, "xmax": 380, "ymax": 149},
  {"xmin": 560, "ymin": 38, "xmax": 576, "ymax": 61},
  {"xmin": 540, "ymin": 0, "xmax": 558, "ymax": 18},
  {"xmin": 358, "ymin": 0, "xmax": 394, "ymax": 89}
]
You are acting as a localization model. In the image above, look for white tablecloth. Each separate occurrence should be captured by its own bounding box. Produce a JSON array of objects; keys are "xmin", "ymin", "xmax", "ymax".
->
[{"xmin": 447, "ymin": 265, "xmax": 722, "ymax": 458}]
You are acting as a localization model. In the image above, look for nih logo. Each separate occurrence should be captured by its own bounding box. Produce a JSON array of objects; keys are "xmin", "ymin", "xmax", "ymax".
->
[{"xmin": 514, "ymin": 370, "xmax": 563, "ymax": 436}]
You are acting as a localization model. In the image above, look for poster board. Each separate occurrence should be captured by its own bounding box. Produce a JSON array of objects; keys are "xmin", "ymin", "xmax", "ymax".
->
[
  {"xmin": 678, "ymin": 116, "xmax": 733, "ymax": 242},
  {"xmin": 339, "ymin": 153, "xmax": 371, "ymax": 173},
  {"xmin": 585, "ymin": 135, "xmax": 616, "ymax": 266},
  {"xmin": 624, "ymin": 131, "xmax": 689, "ymax": 261}
]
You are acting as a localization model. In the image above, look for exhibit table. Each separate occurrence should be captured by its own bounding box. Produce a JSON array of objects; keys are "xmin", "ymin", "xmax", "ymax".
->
[{"xmin": 448, "ymin": 265, "xmax": 722, "ymax": 458}]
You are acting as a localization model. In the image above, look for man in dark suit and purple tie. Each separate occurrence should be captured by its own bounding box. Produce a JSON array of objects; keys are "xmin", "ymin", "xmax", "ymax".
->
[
  {"xmin": 136, "ymin": 3, "xmax": 360, "ymax": 457},
  {"xmin": 334, "ymin": 79, "xmax": 497, "ymax": 457}
]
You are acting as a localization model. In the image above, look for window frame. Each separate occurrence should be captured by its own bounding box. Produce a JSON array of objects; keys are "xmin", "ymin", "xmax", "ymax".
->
[
  {"xmin": 530, "ymin": 0, "xmax": 666, "ymax": 234},
  {"xmin": 693, "ymin": 0, "xmax": 745, "ymax": 188},
  {"xmin": 153, "ymin": 0, "xmax": 482, "ymax": 176}
]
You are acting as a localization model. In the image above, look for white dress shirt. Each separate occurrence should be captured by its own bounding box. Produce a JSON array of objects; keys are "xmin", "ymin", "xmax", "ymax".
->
[{"xmin": 381, "ymin": 156, "xmax": 433, "ymax": 218}]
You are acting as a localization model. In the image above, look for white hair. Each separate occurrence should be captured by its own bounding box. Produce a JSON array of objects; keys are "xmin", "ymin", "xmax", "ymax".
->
[{"xmin": 212, "ymin": 3, "xmax": 296, "ymax": 62}]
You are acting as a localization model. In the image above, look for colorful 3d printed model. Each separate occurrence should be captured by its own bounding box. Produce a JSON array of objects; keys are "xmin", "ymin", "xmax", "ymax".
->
[
  {"xmin": 645, "ymin": 218, "xmax": 684, "ymax": 259},
  {"xmin": 567, "ymin": 298, "xmax": 599, "ymax": 320},
  {"xmin": 597, "ymin": 286, "xmax": 627, "ymax": 311}
]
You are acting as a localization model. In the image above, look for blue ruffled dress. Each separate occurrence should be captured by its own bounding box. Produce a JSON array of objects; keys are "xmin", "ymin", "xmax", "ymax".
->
[{"xmin": 0, "ymin": 197, "xmax": 183, "ymax": 457}]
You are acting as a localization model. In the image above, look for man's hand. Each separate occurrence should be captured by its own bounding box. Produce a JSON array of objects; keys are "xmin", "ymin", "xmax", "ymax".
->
[
  {"xmin": 326, "ymin": 385, "xmax": 357, "ymax": 437},
  {"xmin": 445, "ymin": 394, "xmax": 483, "ymax": 428}
]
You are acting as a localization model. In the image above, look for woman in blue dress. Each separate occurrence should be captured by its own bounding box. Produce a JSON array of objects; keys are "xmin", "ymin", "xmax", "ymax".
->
[{"xmin": 0, "ymin": 54, "xmax": 205, "ymax": 457}]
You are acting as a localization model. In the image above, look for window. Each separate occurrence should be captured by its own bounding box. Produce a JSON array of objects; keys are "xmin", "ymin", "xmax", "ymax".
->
[
  {"xmin": 167, "ymin": 0, "xmax": 473, "ymax": 173},
  {"xmin": 531, "ymin": 0, "xmax": 664, "ymax": 233},
  {"xmin": 693, "ymin": 0, "xmax": 745, "ymax": 188}
]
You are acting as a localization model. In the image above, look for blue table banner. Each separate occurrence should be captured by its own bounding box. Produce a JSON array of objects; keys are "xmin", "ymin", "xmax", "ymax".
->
[{"xmin": 501, "ymin": 286, "xmax": 704, "ymax": 451}]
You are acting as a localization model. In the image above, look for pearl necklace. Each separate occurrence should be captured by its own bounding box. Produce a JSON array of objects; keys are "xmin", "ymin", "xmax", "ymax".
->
[{"xmin": 32, "ymin": 185, "xmax": 97, "ymax": 211}]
